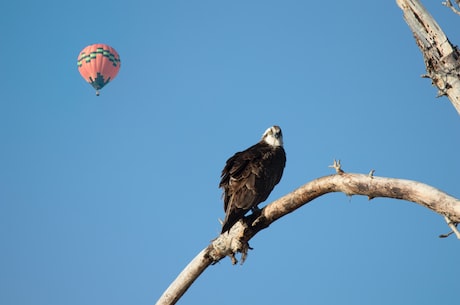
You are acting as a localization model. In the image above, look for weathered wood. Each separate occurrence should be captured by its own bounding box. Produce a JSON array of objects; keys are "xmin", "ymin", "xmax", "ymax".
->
[
  {"xmin": 155, "ymin": 249, "xmax": 212, "ymax": 305},
  {"xmin": 156, "ymin": 168, "xmax": 460, "ymax": 305},
  {"xmin": 397, "ymin": 0, "xmax": 460, "ymax": 114},
  {"xmin": 443, "ymin": 0, "xmax": 460, "ymax": 16}
]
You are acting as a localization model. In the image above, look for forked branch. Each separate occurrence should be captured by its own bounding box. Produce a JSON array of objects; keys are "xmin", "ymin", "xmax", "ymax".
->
[{"xmin": 156, "ymin": 162, "xmax": 460, "ymax": 305}]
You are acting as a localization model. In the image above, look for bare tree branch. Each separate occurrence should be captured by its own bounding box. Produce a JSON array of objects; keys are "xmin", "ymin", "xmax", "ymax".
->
[
  {"xmin": 155, "ymin": 163, "xmax": 460, "ymax": 305},
  {"xmin": 443, "ymin": 0, "xmax": 460, "ymax": 16},
  {"xmin": 396, "ymin": 0, "xmax": 460, "ymax": 115},
  {"xmin": 440, "ymin": 215, "xmax": 460, "ymax": 238},
  {"xmin": 155, "ymin": 248, "xmax": 213, "ymax": 305}
]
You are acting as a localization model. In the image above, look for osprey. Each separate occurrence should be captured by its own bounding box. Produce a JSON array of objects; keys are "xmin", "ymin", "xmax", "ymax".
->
[{"xmin": 219, "ymin": 125, "xmax": 286, "ymax": 233}]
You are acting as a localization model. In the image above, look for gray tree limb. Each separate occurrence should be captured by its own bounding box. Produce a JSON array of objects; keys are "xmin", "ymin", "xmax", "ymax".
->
[
  {"xmin": 155, "ymin": 161, "xmax": 460, "ymax": 305},
  {"xmin": 397, "ymin": 0, "xmax": 460, "ymax": 115}
]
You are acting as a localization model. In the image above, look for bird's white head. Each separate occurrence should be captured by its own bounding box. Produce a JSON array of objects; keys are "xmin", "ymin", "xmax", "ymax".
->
[{"xmin": 261, "ymin": 125, "xmax": 283, "ymax": 147}]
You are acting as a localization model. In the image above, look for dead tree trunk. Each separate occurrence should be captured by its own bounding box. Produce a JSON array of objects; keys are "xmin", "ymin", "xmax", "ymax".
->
[
  {"xmin": 397, "ymin": 0, "xmax": 460, "ymax": 115},
  {"xmin": 155, "ymin": 3, "xmax": 460, "ymax": 303},
  {"xmin": 155, "ymin": 162, "xmax": 460, "ymax": 305}
]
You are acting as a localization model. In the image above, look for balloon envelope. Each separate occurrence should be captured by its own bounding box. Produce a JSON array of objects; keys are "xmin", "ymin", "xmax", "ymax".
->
[{"xmin": 77, "ymin": 44, "xmax": 121, "ymax": 95}]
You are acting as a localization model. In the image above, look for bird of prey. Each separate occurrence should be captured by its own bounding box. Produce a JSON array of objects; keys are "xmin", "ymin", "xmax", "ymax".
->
[{"xmin": 219, "ymin": 125, "xmax": 286, "ymax": 233}]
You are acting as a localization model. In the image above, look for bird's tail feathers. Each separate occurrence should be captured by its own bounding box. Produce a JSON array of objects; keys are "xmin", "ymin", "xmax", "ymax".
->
[{"xmin": 221, "ymin": 209, "xmax": 245, "ymax": 234}]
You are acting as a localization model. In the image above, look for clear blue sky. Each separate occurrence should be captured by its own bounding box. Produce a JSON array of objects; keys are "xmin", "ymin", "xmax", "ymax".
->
[{"xmin": 1, "ymin": 1, "xmax": 459, "ymax": 305}]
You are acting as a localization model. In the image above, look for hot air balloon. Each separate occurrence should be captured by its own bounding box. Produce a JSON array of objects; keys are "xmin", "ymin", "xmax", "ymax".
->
[{"xmin": 77, "ymin": 43, "xmax": 121, "ymax": 96}]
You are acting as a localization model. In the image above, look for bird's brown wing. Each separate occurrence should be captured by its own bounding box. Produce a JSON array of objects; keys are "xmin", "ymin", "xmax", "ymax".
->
[
  {"xmin": 219, "ymin": 145, "xmax": 267, "ymax": 233},
  {"xmin": 220, "ymin": 146, "xmax": 262, "ymax": 211}
]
